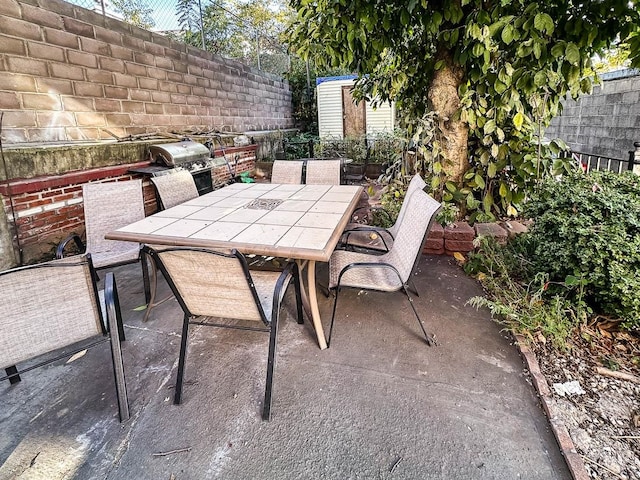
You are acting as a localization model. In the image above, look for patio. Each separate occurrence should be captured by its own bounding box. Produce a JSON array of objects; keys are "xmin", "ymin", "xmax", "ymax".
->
[{"xmin": 1, "ymin": 255, "xmax": 570, "ymax": 479}]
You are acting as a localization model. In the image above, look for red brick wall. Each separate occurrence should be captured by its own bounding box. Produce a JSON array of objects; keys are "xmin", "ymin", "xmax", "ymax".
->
[
  {"xmin": 0, "ymin": 0, "xmax": 293, "ymax": 144},
  {"xmin": 0, "ymin": 147, "xmax": 256, "ymax": 262}
]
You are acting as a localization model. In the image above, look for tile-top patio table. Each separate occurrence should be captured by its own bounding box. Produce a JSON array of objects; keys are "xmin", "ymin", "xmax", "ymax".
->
[{"xmin": 106, "ymin": 182, "xmax": 363, "ymax": 350}]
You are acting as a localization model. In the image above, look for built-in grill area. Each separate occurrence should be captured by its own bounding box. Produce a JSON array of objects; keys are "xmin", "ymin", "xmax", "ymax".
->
[{"xmin": 130, "ymin": 140, "xmax": 217, "ymax": 195}]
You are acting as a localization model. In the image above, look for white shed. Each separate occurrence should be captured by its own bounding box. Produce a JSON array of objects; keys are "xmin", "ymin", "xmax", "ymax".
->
[{"xmin": 316, "ymin": 76, "xmax": 395, "ymax": 139}]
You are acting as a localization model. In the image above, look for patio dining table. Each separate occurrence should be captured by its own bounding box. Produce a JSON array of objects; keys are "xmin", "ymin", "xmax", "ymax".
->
[{"xmin": 106, "ymin": 182, "xmax": 363, "ymax": 350}]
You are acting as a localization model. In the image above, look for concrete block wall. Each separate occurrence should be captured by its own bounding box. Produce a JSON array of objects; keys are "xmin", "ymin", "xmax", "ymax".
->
[
  {"xmin": 0, "ymin": 0, "xmax": 293, "ymax": 144},
  {"xmin": 545, "ymin": 71, "xmax": 640, "ymax": 160}
]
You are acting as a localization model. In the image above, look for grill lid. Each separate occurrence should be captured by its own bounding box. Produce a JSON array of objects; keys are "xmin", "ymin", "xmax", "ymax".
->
[{"xmin": 149, "ymin": 141, "xmax": 211, "ymax": 167}]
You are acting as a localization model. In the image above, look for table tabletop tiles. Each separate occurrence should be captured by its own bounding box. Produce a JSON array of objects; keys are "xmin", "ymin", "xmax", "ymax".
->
[
  {"xmin": 181, "ymin": 195, "xmax": 225, "ymax": 207},
  {"xmin": 152, "ymin": 218, "xmax": 213, "ymax": 237},
  {"xmin": 109, "ymin": 183, "xmax": 363, "ymax": 261},
  {"xmin": 220, "ymin": 207, "xmax": 270, "ymax": 223},
  {"xmin": 310, "ymin": 201, "xmax": 352, "ymax": 214},
  {"xmin": 212, "ymin": 196, "xmax": 252, "ymax": 208},
  {"xmin": 118, "ymin": 216, "xmax": 177, "ymax": 234},
  {"xmin": 190, "ymin": 221, "xmax": 250, "ymax": 241},
  {"xmin": 295, "ymin": 212, "xmax": 344, "ymax": 228},
  {"xmin": 232, "ymin": 224, "xmax": 291, "ymax": 245},
  {"xmin": 255, "ymin": 209, "xmax": 306, "ymax": 226},
  {"xmin": 276, "ymin": 226, "xmax": 334, "ymax": 250},
  {"xmin": 274, "ymin": 200, "xmax": 315, "ymax": 212},
  {"xmin": 320, "ymin": 191, "xmax": 358, "ymax": 203},
  {"xmin": 185, "ymin": 206, "xmax": 236, "ymax": 222},
  {"xmin": 154, "ymin": 204, "xmax": 204, "ymax": 218}
]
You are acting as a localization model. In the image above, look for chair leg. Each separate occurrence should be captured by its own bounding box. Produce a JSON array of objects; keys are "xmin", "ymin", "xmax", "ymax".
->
[
  {"xmin": 262, "ymin": 308, "xmax": 280, "ymax": 421},
  {"xmin": 408, "ymin": 278, "xmax": 420, "ymax": 297},
  {"xmin": 141, "ymin": 252, "xmax": 151, "ymax": 304},
  {"xmin": 402, "ymin": 285, "xmax": 436, "ymax": 346},
  {"xmin": 174, "ymin": 315, "xmax": 191, "ymax": 405},
  {"xmin": 6, "ymin": 366, "xmax": 20, "ymax": 384},
  {"xmin": 327, "ymin": 287, "xmax": 340, "ymax": 347},
  {"xmin": 105, "ymin": 272, "xmax": 130, "ymax": 422},
  {"xmin": 292, "ymin": 263, "xmax": 304, "ymax": 324}
]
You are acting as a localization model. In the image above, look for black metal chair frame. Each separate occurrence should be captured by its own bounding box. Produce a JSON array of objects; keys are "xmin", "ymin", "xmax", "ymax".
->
[
  {"xmin": 143, "ymin": 246, "xmax": 304, "ymax": 421},
  {"xmin": 57, "ymin": 234, "xmax": 151, "ymax": 304},
  {"xmin": 1, "ymin": 255, "xmax": 130, "ymax": 422},
  {"xmin": 328, "ymin": 206, "xmax": 441, "ymax": 348}
]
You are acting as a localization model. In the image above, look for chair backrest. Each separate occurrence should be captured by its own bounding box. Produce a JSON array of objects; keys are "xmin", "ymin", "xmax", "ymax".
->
[
  {"xmin": 0, "ymin": 255, "xmax": 103, "ymax": 369},
  {"xmin": 145, "ymin": 246, "xmax": 267, "ymax": 323},
  {"xmin": 385, "ymin": 189, "xmax": 441, "ymax": 284},
  {"xmin": 83, "ymin": 180, "xmax": 145, "ymax": 256},
  {"xmin": 305, "ymin": 159, "xmax": 342, "ymax": 185},
  {"xmin": 271, "ymin": 160, "xmax": 303, "ymax": 184},
  {"xmin": 151, "ymin": 169, "xmax": 199, "ymax": 209},
  {"xmin": 387, "ymin": 174, "xmax": 427, "ymax": 238}
]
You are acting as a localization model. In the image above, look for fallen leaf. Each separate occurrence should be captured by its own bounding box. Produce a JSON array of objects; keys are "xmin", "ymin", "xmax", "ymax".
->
[
  {"xmin": 66, "ymin": 350, "xmax": 87, "ymax": 364},
  {"xmin": 453, "ymin": 252, "xmax": 466, "ymax": 263},
  {"xmin": 133, "ymin": 305, "xmax": 148, "ymax": 311}
]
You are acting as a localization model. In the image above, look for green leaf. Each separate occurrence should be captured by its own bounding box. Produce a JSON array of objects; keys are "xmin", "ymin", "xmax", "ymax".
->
[
  {"xmin": 499, "ymin": 182, "xmax": 508, "ymax": 197},
  {"xmin": 433, "ymin": 161, "xmax": 443, "ymax": 174},
  {"xmin": 565, "ymin": 42, "xmax": 581, "ymax": 66},
  {"xmin": 475, "ymin": 173, "xmax": 486, "ymax": 189},
  {"xmin": 484, "ymin": 119, "xmax": 496, "ymax": 134},
  {"xmin": 483, "ymin": 194, "xmax": 493, "ymax": 213},
  {"xmin": 431, "ymin": 176, "xmax": 441, "ymax": 190},
  {"xmin": 445, "ymin": 181, "xmax": 457, "ymax": 193},
  {"xmin": 551, "ymin": 42, "xmax": 565, "ymax": 58},
  {"xmin": 488, "ymin": 162, "xmax": 497, "ymax": 178},
  {"xmin": 501, "ymin": 24, "xmax": 514, "ymax": 44},
  {"xmin": 490, "ymin": 144, "xmax": 499, "ymax": 158},
  {"xmin": 534, "ymin": 13, "xmax": 554, "ymax": 35},
  {"xmin": 513, "ymin": 112, "xmax": 525, "ymax": 130},
  {"xmin": 534, "ymin": 71, "xmax": 546, "ymax": 86}
]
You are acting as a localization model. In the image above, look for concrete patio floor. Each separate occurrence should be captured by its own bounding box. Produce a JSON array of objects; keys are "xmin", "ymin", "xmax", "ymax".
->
[{"xmin": 1, "ymin": 255, "xmax": 570, "ymax": 480}]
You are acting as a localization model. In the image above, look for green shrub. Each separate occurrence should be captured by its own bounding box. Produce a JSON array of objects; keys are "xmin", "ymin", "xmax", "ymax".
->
[{"xmin": 524, "ymin": 170, "xmax": 640, "ymax": 330}]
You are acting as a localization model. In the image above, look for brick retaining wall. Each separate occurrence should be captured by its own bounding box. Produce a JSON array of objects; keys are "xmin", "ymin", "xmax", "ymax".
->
[
  {"xmin": 0, "ymin": 0, "xmax": 293, "ymax": 144},
  {"xmin": 0, "ymin": 145, "xmax": 256, "ymax": 263}
]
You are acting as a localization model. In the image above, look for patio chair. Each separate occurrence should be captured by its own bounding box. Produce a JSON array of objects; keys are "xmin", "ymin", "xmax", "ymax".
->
[
  {"xmin": 328, "ymin": 188, "xmax": 441, "ymax": 347},
  {"xmin": 57, "ymin": 180, "xmax": 150, "ymax": 304},
  {"xmin": 0, "ymin": 254, "xmax": 130, "ymax": 422},
  {"xmin": 142, "ymin": 245, "xmax": 304, "ymax": 421},
  {"xmin": 339, "ymin": 174, "xmax": 428, "ymax": 252},
  {"xmin": 305, "ymin": 159, "xmax": 342, "ymax": 185},
  {"xmin": 271, "ymin": 160, "xmax": 303, "ymax": 184},
  {"xmin": 150, "ymin": 168, "xmax": 199, "ymax": 210}
]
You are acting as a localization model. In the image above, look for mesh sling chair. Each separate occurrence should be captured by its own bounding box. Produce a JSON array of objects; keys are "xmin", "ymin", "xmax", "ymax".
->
[
  {"xmin": 271, "ymin": 160, "xmax": 304, "ymax": 184},
  {"xmin": 150, "ymin": 168, "xmax": 199, "ymax": 210},
  {"xmin": 340, "ymin": 174, "xmax": 428, "ymax": 253},
  {"xmin": 0, "ymin": 254, "xmax": 130, "ymax": 422},
  {"xmin": 305, "ymin": 159, "xmax": 342, "ymax": 185},
  {"xmin": 57, "ymin": 180, "xmax": 151, "ymax": 305},
  {"xmin": 142, "ymin": 246, "xmax": 304, "ymax": 421},
  {"xmin": 328, "ymin": 188, "xmax": 442, "ymax": 347}
]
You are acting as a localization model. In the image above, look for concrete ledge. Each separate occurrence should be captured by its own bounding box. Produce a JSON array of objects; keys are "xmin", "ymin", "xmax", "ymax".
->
[{"xmin": 514, "ymin": 334, "xmax": 590, "ymax": 480}]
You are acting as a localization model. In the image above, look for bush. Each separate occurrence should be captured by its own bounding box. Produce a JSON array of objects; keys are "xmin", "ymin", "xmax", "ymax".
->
[{"xmin": 524, "ymin": 170, "xmax": 640, "ymax": 330}]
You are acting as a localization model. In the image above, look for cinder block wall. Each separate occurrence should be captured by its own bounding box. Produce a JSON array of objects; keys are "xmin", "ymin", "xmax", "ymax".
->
[
  {"xmin": 0, "ymin": 0, "xmax": 293, "ymax": 143},
  {"xmin": 545, "ymin": 71, "xmax": 640, "ymax": 160}
]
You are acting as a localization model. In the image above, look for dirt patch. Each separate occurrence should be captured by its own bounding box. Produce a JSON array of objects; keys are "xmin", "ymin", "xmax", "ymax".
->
[{"xmin": 533, "ymin": 325, "xmax": 640, "ymax": 479}]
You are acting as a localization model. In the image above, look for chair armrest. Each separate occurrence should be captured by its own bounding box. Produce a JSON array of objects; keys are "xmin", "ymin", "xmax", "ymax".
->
[
  {"xmin": 339, "ymin": 227, "xmax": 393, "ymax": 253},
  {"xmin": 56, "ymin": 234, "xmax": 85, "ymax": 259}
]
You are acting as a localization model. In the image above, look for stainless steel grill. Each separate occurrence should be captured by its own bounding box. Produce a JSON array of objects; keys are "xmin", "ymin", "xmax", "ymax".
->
[{"xmin": 130, "ymin": 141, "xmax": 217, "ymax": 197}]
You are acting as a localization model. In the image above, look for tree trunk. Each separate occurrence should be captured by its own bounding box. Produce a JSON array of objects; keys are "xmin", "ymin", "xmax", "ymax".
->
[{"xmin": 427, "ymin": 51, "xmax": 468, "ymax": 184}]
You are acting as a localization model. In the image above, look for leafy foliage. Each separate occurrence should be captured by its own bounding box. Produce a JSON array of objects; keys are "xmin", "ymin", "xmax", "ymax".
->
[
  {"xmin": 288, "ymin": 0, "xmax": 640, "ymax": 219},
  {"xmin": 111, "ymin": 0, "xmax": 155, "ymax": 29},
  {"xmin": 523, "ymin": 170, "xmax": 640, "ymax": 330},
  {"xmin": 466, "ymin": 236, "xmax": 580, "ymax": 348}
]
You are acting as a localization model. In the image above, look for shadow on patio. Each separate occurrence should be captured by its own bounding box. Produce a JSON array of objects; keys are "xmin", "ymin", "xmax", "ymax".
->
[{"xmin": 1, "ymin": 256, "xmax": 570, "ymax": 479}]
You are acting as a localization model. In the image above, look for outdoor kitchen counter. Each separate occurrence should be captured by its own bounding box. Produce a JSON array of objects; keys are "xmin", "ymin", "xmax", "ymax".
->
[{"xmin": 106, "ymin": 182, "xmax": 363, "ymax": 349}]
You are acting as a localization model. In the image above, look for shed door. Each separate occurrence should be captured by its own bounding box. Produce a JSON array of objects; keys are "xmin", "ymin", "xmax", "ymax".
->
[{"xmin": 342, "ymin": 86, "xmax": 366, "ymax": 138}]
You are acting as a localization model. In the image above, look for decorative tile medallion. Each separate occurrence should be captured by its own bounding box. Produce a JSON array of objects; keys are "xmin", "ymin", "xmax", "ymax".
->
[{"xmin": 245, "ymin": 198, "xmax": 284, "ymax": 210}]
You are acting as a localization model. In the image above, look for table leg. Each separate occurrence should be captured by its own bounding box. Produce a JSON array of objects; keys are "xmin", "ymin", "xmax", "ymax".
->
[{"xmin": 306, "ymin": 260, "xmax": 328, "ymax": 350}]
